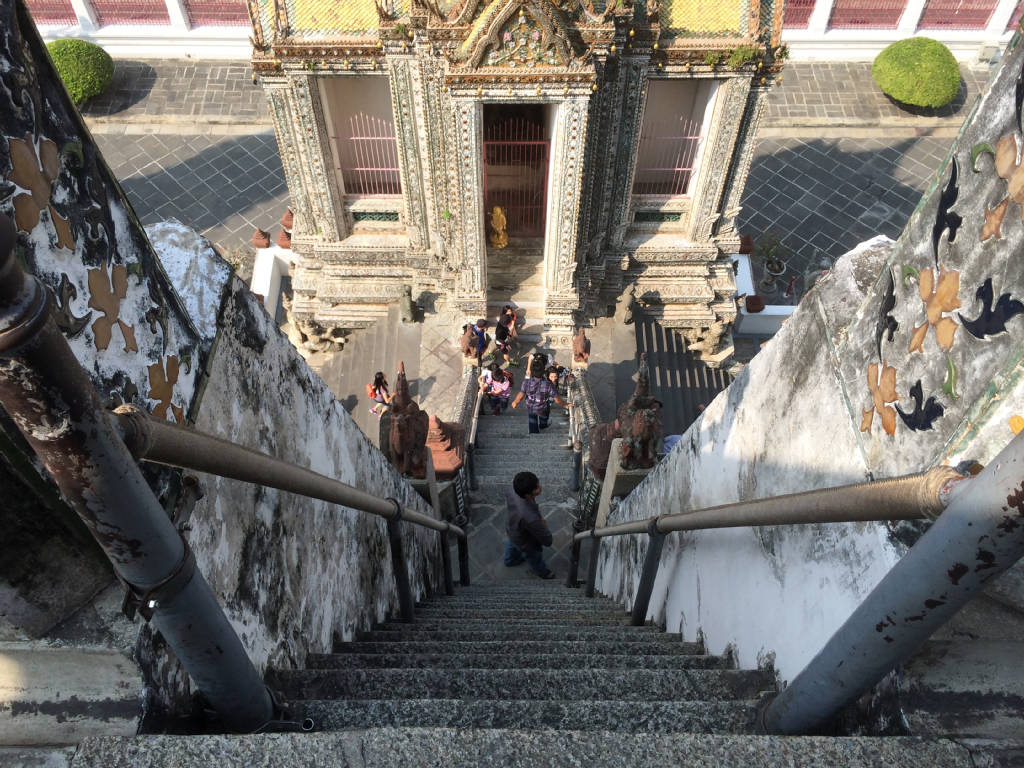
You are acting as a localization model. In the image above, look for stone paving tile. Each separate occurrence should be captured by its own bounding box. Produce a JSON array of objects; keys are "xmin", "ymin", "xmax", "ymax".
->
[
  {"xmin": 736, "ymin": 134, "xmax": 954, "ymax": 303},
  {"xmin": 82, "ymin": 60, "xmax": 269, "ymax": 123},
  {"xmin": 766, "ymin": 62, "xmax": 992, "ymax": 126},
  {"xmin": 93, "ymin": 128, "xmax": 288, "ymax": 255}
]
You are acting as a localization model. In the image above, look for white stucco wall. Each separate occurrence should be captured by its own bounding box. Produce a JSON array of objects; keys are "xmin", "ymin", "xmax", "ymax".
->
[
  {"xmin": 149, "ymin": 222, "xmax": 441, "ymax": 675},
  {"xmin": 595, "ymin": 42, "xmax": 1024, "ymax": 684}
]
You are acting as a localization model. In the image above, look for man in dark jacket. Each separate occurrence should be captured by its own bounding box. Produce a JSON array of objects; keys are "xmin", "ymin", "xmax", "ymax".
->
[{"xmin": 504, "ymin": 471, "xmax": 555, "ymax": 579}]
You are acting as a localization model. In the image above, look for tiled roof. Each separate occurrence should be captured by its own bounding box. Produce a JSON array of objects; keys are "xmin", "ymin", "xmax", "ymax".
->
[
  {"xmin": 661, "ymin": 0, "xmax": 744, "ymax": 37},
  {"xmin": 288, "ymin": 0, "xmax": 410, "ymax": 37}
]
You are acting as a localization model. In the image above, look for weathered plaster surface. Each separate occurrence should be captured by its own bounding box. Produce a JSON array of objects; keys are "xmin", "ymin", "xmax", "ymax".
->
[
  {"xmin": 184, "ymin": 273, "xmax": 441, "ymax": 676},
  {"xmin": 597, "ymin": 39, "xmax": 1024, "ymax": 683},
  {"xmin": 0, "ymin": 6, "xmax": 203, "ymax": 639}
]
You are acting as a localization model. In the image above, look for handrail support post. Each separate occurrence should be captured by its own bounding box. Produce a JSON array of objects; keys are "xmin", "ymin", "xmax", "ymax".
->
[
  {"xmin": 457, "ymin": 534, "xmax": 471, "ymax": 586},
  {"xmin": 565, "ymin": 538, "xmax": 582, "ymax": 588},
  {"xmin": 631, "ymin": 517, "xmax": 666, "ymax": 626},
  {"xmin": 584, "ymin": 534, "xmax": 600, "ymax": 598},
  {"xmin": 385, "ymin": 499, "xmax": 415, "ymax": 622},
  {"xmin": 440, "ymin": 530, "xmax": 455, "ymax": 596}
]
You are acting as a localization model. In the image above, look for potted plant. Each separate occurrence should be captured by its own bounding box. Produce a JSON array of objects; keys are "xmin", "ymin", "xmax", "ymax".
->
[{"xmin": 752, "ymin": 233, "xmax": 788, "ymax": 295}]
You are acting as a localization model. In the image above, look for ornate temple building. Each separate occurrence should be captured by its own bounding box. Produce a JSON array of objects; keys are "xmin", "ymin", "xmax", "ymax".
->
[{"xmin": 249, "ymin": 0, "xmax": 783, "ymax": 360}]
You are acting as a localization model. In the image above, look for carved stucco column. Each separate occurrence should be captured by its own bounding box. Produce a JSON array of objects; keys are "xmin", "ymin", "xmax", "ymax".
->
[
  {"xmin": 713, "ymin": 83, "xmax": 770, "ymax": 253},
  {"xmin": 543, "ymin": 96, "xmax": 591, "ymax": 347},
  {"xmin": 451, "ymin": 98, "xmax": 486, "ymax": 315},
  {"xmin": 386, "ymin": 55, "xmax": 431, "ymax": 252},
  {"xmin": 286, "ymin": 74, "xmax": 343, "ymax": 244},
  {"xmin": 688, "ymin": 75, "xmax": 753, "ymax": 246},
  {"xmin": 604, "ymin": 56, "xmax": 650, "ymax": 251},
  {"xmin": 264, "ymin": 78, "xmax": 319, "ymax": 241}
]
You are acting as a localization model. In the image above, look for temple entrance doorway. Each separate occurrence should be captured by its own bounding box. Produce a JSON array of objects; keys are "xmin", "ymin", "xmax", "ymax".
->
[{"xmin": 482, "ymin": 104, "xmax": 552, "ymax": 346}]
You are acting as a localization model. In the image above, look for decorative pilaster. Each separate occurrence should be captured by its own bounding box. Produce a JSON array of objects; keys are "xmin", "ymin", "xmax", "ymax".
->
[
  {"xmin": 289, "ymin": 75, "xmax": 342, "ymax": 242},
  {"xmin": 545, "ymin": 98, "xmax": 590, "ymax": 296},
  {"xmin": 713, "ymin": 84, "xmax": 769, "ymax": 253},
  {"xmin": 264, "ymin": 80, "xmax": 315, "ymax": 238},
  {"xmin": 688, "ymin": 76, "xmax": 752, "ymax": 245},
  {"xmin": 605, "ymin": 57, "xmax": 651, "ymax": 250},
  {"xmin": 452, "ymin": 99, "xmax": 486, "ymax": 312},
  {"xmin": 419, "ymin": 56, "xmax": 455, "ymax": 273},
  {"xmin": 387, "ymin": 56, "xmax": 431, "ymax": 251}
]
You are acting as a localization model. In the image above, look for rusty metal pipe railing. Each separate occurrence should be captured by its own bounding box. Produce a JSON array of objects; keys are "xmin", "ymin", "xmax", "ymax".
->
[
  {"xmin": 0, "ymin": 214, "xmax": 274, "ymax": 732},
  {"xmin": 763, "ymin": 432, "xmax": 1024, "ymax": 734},
  {"xmin": 113, "ymin": 405, "xmax": 466, "ymax": 540},
  {"xmin": 573, "ymin": 467, "xmax": 963, "ymax": 543}
]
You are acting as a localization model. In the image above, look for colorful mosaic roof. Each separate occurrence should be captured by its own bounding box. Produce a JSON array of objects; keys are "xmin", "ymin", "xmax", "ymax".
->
[
  {"xmin": 660, "ymin": 0, "xmax": 745, "ymax": 37},
  {"xmin": 284, "ymin": 0, "xmax": 410, "ymax": 39}
]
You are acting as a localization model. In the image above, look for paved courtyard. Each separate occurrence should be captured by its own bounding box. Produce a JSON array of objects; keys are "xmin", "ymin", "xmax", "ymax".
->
[
  {"xmin": 92, "ymin": 129, "xmax": 288, "ymax": 259},
  {"xmin": 80, "ymin": 58, "xmax": 985, "ymax": 303},
  {"xmin": 736, "ymin": 132, "xmax": 956, "ymax": 301}
]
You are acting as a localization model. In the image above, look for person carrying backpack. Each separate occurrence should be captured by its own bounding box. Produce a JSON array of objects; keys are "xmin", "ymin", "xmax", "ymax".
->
[
  {"xmin": 366, "ymin": 371, "xmax": 393, "ymax": 418},
  {"xmin": 511, "ymin": 357, "xmax": 573, "ymax": 433}
]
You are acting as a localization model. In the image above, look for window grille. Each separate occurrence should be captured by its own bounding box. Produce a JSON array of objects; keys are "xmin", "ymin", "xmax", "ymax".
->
[
  {"xmin": 352, "ymin": 211, "xmax": 400, "ymax": 222},
  {"xmin": 828, "ymin": 0, "xmax": 906, "ymax": 28},
  {"xmin": 634, "ymin": 211, "xmax": 683, "ymax": 223},
  {"xmin": 632, "ymin": 117, "xmax": 703, "ymax": 197},
  {"xmin": 483, "ymin": 118, "xmax": 549, "ymax": 238},
  {"xmin": 90, "ymin": 0, "xmax": 170, "ymax": 24},
  {"xmin": 919, "ymin": 0, "xmax": 997, "ymax": 28},
  {"xmin": 23, "ymin": 0, "xmax": 77, "ymax": 24},
  {"xmin": 784, "ymin": 0, "xmax": 817, "ymax": 27},
  {"xmin": 183, "ymin": 0, "xmax": 250, "ymax": 26},
  {"xmin": 340, "ymin": 112, "xmax": 401, "ymax": 197}
]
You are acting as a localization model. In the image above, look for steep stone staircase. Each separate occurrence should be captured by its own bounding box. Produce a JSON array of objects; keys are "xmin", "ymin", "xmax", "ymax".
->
[
  {"xmin": 464, "ymin": 387, "xmax": 579, "ymax": 583},
  {"xmin": 75, "ymin": 582, "xmax": 992, "ymax": 767}
]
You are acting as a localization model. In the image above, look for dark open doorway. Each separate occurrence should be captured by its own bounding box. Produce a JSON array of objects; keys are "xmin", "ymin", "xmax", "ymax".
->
[{"xmin": 482, "ymin": 104, "xmax": 551, "ymax": 238}]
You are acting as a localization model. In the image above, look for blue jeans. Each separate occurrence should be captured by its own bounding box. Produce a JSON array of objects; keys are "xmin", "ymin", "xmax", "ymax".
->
[
  {"xmin": 504, "ymin": 540, "xmax": 550, "ymax": 576},
  {"xmin": 488, "ymin": 393, "xmax": 510, "ymax": 412},
  {"xmin": 527, "ymin": 408, "xmax": 550, "ymax": 434}
]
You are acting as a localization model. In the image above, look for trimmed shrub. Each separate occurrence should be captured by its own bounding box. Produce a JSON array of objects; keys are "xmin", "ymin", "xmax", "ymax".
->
[
  {"xmin": 872, "ymin": 37, "xmax": 960, "ymax": 109},
  {"xmin": 46, "ymin": 39, "xmax": 114, "ymax": 104}
]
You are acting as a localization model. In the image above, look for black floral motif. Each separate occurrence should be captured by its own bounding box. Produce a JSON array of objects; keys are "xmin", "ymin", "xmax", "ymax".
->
[
  {"xmin": 931, "ymin": 157, "xmax": 963, "ymax": 262},
  {"xmin": 896, "ymin": 380, "xmax": 945, "ymax": 431},
  {"xmin": 959, "ymin": 277, "xmax": 1024, "ymax": 339},
  {"xmin": 875, "ymin": 268, "xmax": 898, "ymax": 358}
]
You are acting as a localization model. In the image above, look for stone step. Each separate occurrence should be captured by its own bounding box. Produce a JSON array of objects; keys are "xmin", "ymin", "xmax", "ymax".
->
[
  {"xmin": 269, "ymin": 668, "xmax": 774, "ymax": 701},
  {"xmin": 304, "ymin": 653, "xmax": 729, "ymax": 670},
  {"xmin": 412, "ymin": 596, "xmax": 614, "ymax": 607},
  {"xmin": 356, "ymin": 627, "xmax": 675, "ymax": 643},
  {"xmin": 72, "ymin": 730, "xmax": 984, "ymax": 768},
  {"xmin": 372, "ymin": 618, "xmax": 661, "ymax": 631},
  {"xmin": 332, "ymin": 640, "xmax": 704, "ymax": 656},
  {"xmin": 901, "ymin": 639, "xmax": 1024, "ymax": 739},
  {"xmin": 299, "ymin": 699, "xmax": 756, "ymax": 732},
  {"xmin": 408, "ymin": 606, "xmax": 624, "ymax": 617}
]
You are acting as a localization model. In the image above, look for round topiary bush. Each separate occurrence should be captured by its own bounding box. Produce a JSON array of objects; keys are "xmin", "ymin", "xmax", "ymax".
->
[
  {"xmin": 872, "ymin": 37, "xmax": 960, "ymax": 109},
  {"xmin": 46, "ymin": 39, "xmax": 114, "ymax": 104}
]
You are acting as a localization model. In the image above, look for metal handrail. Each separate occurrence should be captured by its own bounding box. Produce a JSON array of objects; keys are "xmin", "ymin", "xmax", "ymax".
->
[
  {"xmin": 465, "ymin": 380, "xmax": 486, "ymax": 491},
  {"xmin": 0, "ymin": 214, "xmax": 276, "ymax": 730},
  {"xmin": 574, "ymin": 466, "xmax": 962, "ymax": 542},
  {"xmin": 113, "ymin": 405, "xmax": 466, "ymax": 539},
  {"xmin": 469, "ymin": 381, "xmax": 485, "ymax": 448},
  {"xmin": 0, "ymin": 211, "xmax": 465, "ymax": 732},
  {"xmin": 576, "ymin": 466, "xmax": 965, "ymax": 626}
]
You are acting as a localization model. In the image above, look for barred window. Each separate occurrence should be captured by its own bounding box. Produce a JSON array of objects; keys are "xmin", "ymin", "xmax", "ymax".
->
[
  {"xmin": 632, "ymin": 79, "xmax": 718, "ymax": 198},
  {"xmin": 322, "ymin": 76, "xmax": 402, "ymax": 197}
]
